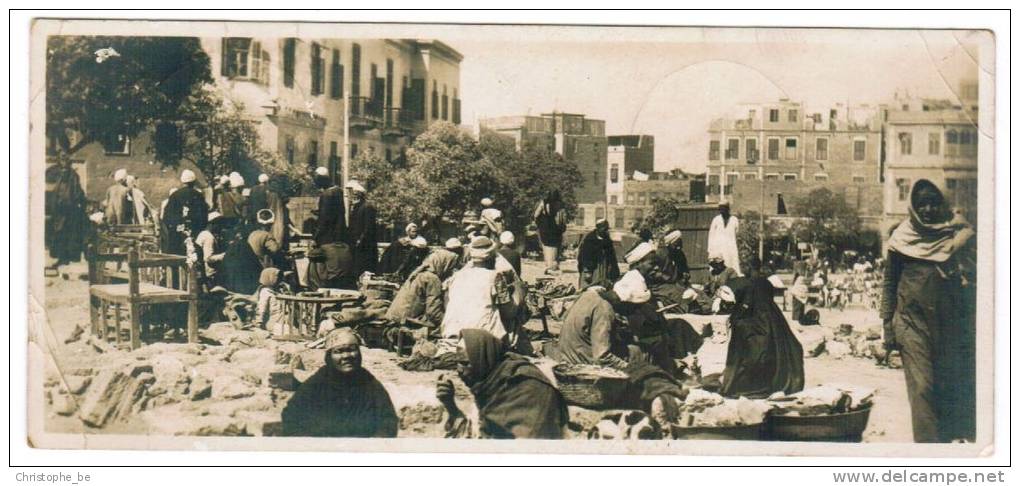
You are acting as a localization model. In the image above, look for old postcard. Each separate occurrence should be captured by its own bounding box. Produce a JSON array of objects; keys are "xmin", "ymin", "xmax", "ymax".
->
[{"xmin": 27, "ymin": 17, "xmax": 996, "ymax": 456}]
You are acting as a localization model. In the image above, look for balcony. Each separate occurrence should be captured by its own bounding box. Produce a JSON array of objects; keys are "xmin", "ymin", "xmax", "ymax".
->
[
  {"xmin": 349, "ymin": 96, "xmax": 384, "ymax": 129},
  {"xmin": 383, "ymin": 107, "xmax": 412, "ymax": 137},
  {"xmin": 725, "ymin": 149, "xmax": 739, "ymax": 160}
]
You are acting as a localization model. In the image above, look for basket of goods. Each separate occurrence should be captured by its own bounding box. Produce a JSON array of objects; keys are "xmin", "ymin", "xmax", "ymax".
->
[
  {"xmin": 358, "ymin": 272, "xmax": 400, "ymax": 302},
  {"xmin": 763, "ymin": 384, "xmax": 875, "ymax": 442},
  {"xmin": 552, "ymin": 363, "xmax": 630, "ymax": 409},
  {"xmin": 668, "ymin": 389, "xmax": 771, "ymax": 440}
]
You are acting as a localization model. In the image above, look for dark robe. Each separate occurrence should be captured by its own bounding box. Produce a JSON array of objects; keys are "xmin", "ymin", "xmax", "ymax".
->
[
  {"xmin": 378, "ymin": 238, "xmax": 427, "ymax": 281},
  {"xmin": 219, "ymin": 234, "xmax": 264, "ymax": 295},
  {"xmin": 307, "ymin": 242, "xmax": 356, "ymax": 290},
  {"xmin": 161, "ymin": 185, "xmax": 209, "ymax": 256},
  {"xmin": 460, "ymin": 329, "xmax": 568, "ymax": 439},
  {"xmin": 346, "ymin": 200, "xmax": 378, "ymax": 277},
  {"xmin": 45, "ymin": 164, "xmax": 88, "ymax": 264},
  {"xmin": 720, "ymin": 277, "xmax": 805, "ymax": 399},
  {"xmin": 577, "ymin": 231, "xmax": 620, "ymax": 289},
  {"xmin": 535, "ymin": 201, "xmax": 566, "ymax": 248},
  {"xmin": 314, "ymin": 186, "xmax": 346, "ymax": 245},
  {"xmin": 246, "ymin": 184, "xmax": 272, "ymax": 222},
  {"xmin": 281, "ymin": 359, "xmax": 398, "ymax": 438},
  {"xmin": 498, "ymin": 246, "xmax": 523, "ymax": 277}
]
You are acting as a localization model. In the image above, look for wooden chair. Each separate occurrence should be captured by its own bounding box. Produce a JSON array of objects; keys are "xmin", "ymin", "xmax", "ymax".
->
[{"xmin": 87, "ymin": 245, "xmax": 198, "ymax": 350}]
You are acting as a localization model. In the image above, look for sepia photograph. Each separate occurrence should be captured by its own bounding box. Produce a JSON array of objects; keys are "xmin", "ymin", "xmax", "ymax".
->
[{"xmin": 24, "ymin": 14, "xmax": 997, "ymax": 461}]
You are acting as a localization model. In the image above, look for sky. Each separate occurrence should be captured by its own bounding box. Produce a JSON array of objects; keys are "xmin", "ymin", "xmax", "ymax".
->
[{"xmin": 451, "ymin": 28, "xmax": 985, "ymax": 173}]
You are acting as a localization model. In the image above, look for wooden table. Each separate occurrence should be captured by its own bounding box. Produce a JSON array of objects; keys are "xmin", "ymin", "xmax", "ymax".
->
[{"xmin": 275, "ymin": 292, "xmax": 361, "ymax": 338}]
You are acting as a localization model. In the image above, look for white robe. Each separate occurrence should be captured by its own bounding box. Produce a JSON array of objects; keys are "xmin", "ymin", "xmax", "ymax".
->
[
  {"xmin": 440, "ymin": 266, "xmax": 506, "ymax": 340},
  {"xmin": 708, "ymin": 214, "xmax": 742, "ymax": 275}
]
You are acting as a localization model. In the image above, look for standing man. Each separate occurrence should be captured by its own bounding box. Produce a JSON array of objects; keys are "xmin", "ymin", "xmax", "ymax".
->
[
  {"xmin": 708, "ymin": 201, "xmax": 742, "ymax": 276},
  {"xmin": 247, "ymin": 173, "xmax": 288, "ymax": 249},
  {"xmin": 577, "ymin": 218, "xmax": 620, "ymax": 289},
  {"xmin": 161, "ymin": 169, "xmax": 209, "ymax": 256},
  {"xmin": 103, "ymin": 168, "xmax": 130, "ymax": 224},
  {"xmin": 534, "ymin": 190, "xmax": 567, "ymax": 275},
  {"xmin": 345, "ymin": 180, "xmax": 377, "ymax": 278},
  {"xmin": 313, "ymin": 166, "xmax": 346, "ymax": 246},
  {"xmin": 45, "ymin": 159, "xmax": 88, "ymax": 269}
]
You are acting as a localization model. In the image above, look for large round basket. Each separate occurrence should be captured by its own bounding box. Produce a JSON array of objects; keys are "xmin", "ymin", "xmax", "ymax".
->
[
  {"xmin": 552, "ymin": 364, "xmax": 629, "ymax": 409},
  {"xmin": 764, "ymin": 406, "xmax": 872, "ymax": 442},
  {"xmin": 669, "ymin": 423, "xmax": 763, "ymax": 441}
]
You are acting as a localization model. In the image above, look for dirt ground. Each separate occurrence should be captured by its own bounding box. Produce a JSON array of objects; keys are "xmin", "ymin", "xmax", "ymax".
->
[{"xmin": 37, "ymin": 256, "xmax": 912, "ymax": 443}]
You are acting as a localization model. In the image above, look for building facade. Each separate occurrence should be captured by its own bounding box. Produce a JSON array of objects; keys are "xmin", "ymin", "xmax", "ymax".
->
[
  {"xmin": 882, "ymin": 81, "xmax": 979, "ymax": 235},
  {"xmin": 480, "ymin": 113, "xmax": 608, "ymax": 204},
  {"xmin": 606, "ymin": 134, "xmax": 654, "ymax": 205},
  {"xmin": 705, "ymin": 99, "xmax": 883, "ymax": 202},
  {"xmin": 202, "ymin": 37, "xmax": 463, "ymax": 179}
]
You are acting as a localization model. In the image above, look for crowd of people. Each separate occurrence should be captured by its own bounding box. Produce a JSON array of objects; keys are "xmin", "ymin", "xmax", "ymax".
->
[{"xmin": 44, "ymin": 164, "xmax": 976, "ymax": 443}]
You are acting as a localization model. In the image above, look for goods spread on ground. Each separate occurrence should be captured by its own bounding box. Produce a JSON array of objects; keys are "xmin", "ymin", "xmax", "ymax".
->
[
  {"xmin": 552, "ymin": 363, "xmax": 629, "ymax": 380},
  {"xmin": 674, "ymin": 389, "xmax": 772, "ymax": 428},
  {"xmin": 767, "ymin": 384, "xmax": 875, "ymax": 416}
]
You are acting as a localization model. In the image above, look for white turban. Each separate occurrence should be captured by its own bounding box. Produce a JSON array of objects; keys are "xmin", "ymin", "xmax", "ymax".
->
[
  {"xmin": 717, "ymin": 285, "xmax": 736, "ymax": 303},
  {"xmin": 405, "ymin": 223, "xmax": 419, "ymax": 235},
  {"xmin": 124, "ymin": 175, "xmax": 136, "ymax": 186},
  {"xmin": 663, "ymin": 230, "xmax": 682, "ymax": 245},
  {"xmin": 481, "ymin": 197, "xmax": 494, "ymax": 207},
  {"xmin": 613, "ymin": 270, "xmax": 651, "ymax": 304},
  {"xmin": 257, "ymin": 209, "xmax": 275, "ymax": 225},
  {"xmin": 345, "ymin": 180, "xmax": 366, "ymax": 193},
  {"xmin": 258, "ymin": 173, "xmax": 269, "ymax": 183},
  {"xmin": 314, "ymin": 166, "xmax": 329, "ymax": 177},
  {"xmin": 681, "ymin": 288, "xmax": 699, "ymax": 302},
  {"xmin": 499, "ymin": 231, "xmax": 515, "ymax": 246},
  {"xmin": 708, "ymin": 252, "xmax": 725, "ymax": 264},
  {"xmin": 113, "ymin": 169, "xmax": 127, "ymax": 182},
  {"xmin": 229, "ymin": 171, "xmax": 245, "ymax": 188},
  {"xmin": 180, "ymin": 169, "xmax": 196, "ymax": 183},
  {"xmin": 625, "ymin": 242, "xmax": 656, "ymax": 264},
  {"xmin": 445, "ymin": 238, "xmax": 463, "ymax": 250},
  {"xmin": 481, "ymin": 207, "xmax": 502, "ymax": 222},
  {"xmin": 207, "ymin": 211, "xmax": 222, "ymax": 222},
  {"xmin": 410, "ymin": 236, "xmax": 428, "ymax": 249}
]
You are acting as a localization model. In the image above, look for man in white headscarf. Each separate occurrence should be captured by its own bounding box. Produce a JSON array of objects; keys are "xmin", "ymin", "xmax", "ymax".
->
[
  {"xmin": 708, "ymin": 201, "xmax": 742, "ymax": 275},
  {"xmin": 103, "ymin": 168, "xmax": 130, "ymax": 224},
  {"xmin": 161, "ymin": 169, "xmax": 209, "ymax": 255},
  {"xmin": 440, "ymin": 236, "xmax": 515, "ymax": 340}
]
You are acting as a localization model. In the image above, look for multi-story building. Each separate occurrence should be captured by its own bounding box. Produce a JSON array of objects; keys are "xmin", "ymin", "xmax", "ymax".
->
[
  {"xmin": 69, "ymin": 37, "xmax": 462, "ymax": 206},
  {"xmin": 705, "ymin": 99, "xmax": 883, "ymax": 200},
  {"xmin": 203, "ymin": 37, "xmax": 462, "ymax": 177},
  {"xmin": 480, "ymin": 113, "xmax": 608, "ymax": 204},
  {"xmin": 882, "ymin": 79, "xmax": 979, "ymax": 234},
  {"xmin": 606, "ymin": 135, "xmax": 654, "ymax": 205}
]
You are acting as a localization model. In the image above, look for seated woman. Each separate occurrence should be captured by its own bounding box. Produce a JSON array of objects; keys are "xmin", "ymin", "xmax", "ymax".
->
[
  {"xmin": 720, "ymin": 277, "xmax": 805, "ymax": 399},
  {"xmin": 385, "ymin": 249, "xmax": 461, "ymax": 330},
  {"xmin": 436, "ymin": 329, "xmax": 567, "ymax": 439},
  {"xmin": 378, "ymin": 223, "xmax": 427, "ymax": 279},
  {"xmin": 253, "ymin": 267, "xmax": 292, "ymax": 335}
]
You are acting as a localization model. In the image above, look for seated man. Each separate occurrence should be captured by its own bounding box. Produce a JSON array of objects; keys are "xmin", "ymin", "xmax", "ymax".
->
[
  {"xmin": 385, "ymin": 249, "xmax": 461, "ymax": 329},
  {"xmin": 281, "ymin": 328, "xmax": 398, "ymax": 437},
  {"xmin": 704, "ymin": 254, "xmax": 739, "ymax": 298},
  {"xmin": 440, "ymin": 237, "xmax": 515, "ymax": 341},
  {"xmin": 437, "ymin": 329, "xmax": 567, "ymax": 439}
]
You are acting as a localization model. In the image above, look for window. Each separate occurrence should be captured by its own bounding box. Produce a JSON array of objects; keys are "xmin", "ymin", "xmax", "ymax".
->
[
  {"xmin": 744, "ymin": 173, "xmax": 757, "ymax": 180},
  {"xmin": 634, "ymin": 209, "xmax": 644, "ymax": 221},
  {"xmin": 610, "ymin": 195, "xmax": 618, "ymax": 205},
  {"xmin": 452, "ymin": 88, "xmax": 461, "ymax": 124},
  {"xmin": 595, "ymin": 206, "xmax": 605, "ymax": 221},
  {"xmin": 637, "ymin": 192, "xmax": 647, "ymax": 205},
  {"xmin": 385, "ymin": 59, "xmax": 394, "ymax": 109},
  {"xmin": 767, "ymin": 138, "xmax": 780, "ymax": 160},
  {"xmin": 329, "ymin": 141, "xmax": 338, "ymax": 165},
  {"xmin": 765, "ymin": 173, "xmax": 780, "ymax": 181},
  {"xmin": 945, "ymin": 129, "xmax": 959, "ymax": 156},
  {"xmin": 852, "ymin": 175, "xmax": 866, "ymax": 183},
  {"xmin": 442, "ymin": 85, "xmax": 449, "ymax": 120},
  {"xmin": 350, "ymin": 144, "xmax": 359, "ymax": 160},
  {"xmin": 330, "ymin": 49, "xmax": 342, "ymax": 99},
  {"xmin": 725, "ymin": 173, "xmax": 738, "ymax": 195},
  {"xmin": 708, "ymin": 140, "xmax": 720, "ymax": 160},
  {"xmin": 726, "ymin": 138, "xmax": 739, "ymax": 159},
  {"xmin": 783, "ymin": 173, "xmax": 798, "ymax": 181},
  {"xmin": 575, "ymin": 207, "xmax": 586, "ymax": 225},
  {"xmin": 853, "ymin": 139, "xmax": 867, "ymax": 161},
  {"xmin": 899, "ymin": 132, "xmax": 912, "ymax": 155},
  {"xmin": 222, "ymin": 38, "xmax": 270, "ymax": 84},
  {"xmin": 896, "ymin": 178, "xmax": 910, "ymax": 201},
  {"xmin": 815, "ymin": 138, "xmax": 828, "ymax": 160},
  {"xmin": 814, "ymin": 173, "xmax": 829, "ymax": 182},
  {"xmin": 282, "ymin": 38, "xmax": 296, "ymax": 88},
  {"xmin": 788, "ymin": 109, "xmax": 798, "ymax": 123},
  {"xmin": 102, "ymin": 134, "xmax": 131, "ymax": 155},
  {"xmin": 784, "ymin": 138, "xmax": 798, "ymax": 160},
  {"xmin": 613, "ymin": 209, "xmax": 625, "ymax": 229},
  {"xmin": 769, "ymin": 109, "xmax": 779, "ymax": 122},
  {"xmin": 310, "ymin": 43, "xmax": 325, "ymax": 96},
  {"xmin": 610, "ymin": 164, "xmax": 619, "ymax": 184},
  {"xmin": 351, "ymin": 43, "xmax": 361, "ymax": 97},
  {"xmin": 745, "ymin": 138, "xmax": 758, "ymax": 162},
  {"xmin": 431, "ymin": 81, "xmax": 439, "ymax": 119},
  {"xmin": 626, "ymin": 193, "xmax": 635, "ymax": 204},
  {"xmin": 284, "ymin": 136, "xmax": 295, "ymax": 164},
  {"xmin": 307, "ymin": 140, "xmax": 319, "ymax": 168},
  {"xmin": 369, "ymin": 63, "xmax": 378, "ymax": 99},
  {"xmin": 928, "ymin": 132, "xmax": 940, "ymax": 155}
]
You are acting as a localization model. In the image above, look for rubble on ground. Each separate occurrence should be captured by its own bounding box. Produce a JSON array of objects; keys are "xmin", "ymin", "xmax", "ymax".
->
[{"xmin": 795, "ymin": 322, "xmax": 889, "ymax": 362}]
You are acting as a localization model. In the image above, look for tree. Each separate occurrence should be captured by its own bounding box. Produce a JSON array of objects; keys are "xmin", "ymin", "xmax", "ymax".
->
[
  {"xmin": 792, "ymin": 187, "xmax": 862, "ymax": 253},
  {"xmin": 46, "ymin": 36, "xmax": 213, "ymax": 159},
  {"xmin": 350, "ymin": 149, "xmax": 407, "ymax": 226}
]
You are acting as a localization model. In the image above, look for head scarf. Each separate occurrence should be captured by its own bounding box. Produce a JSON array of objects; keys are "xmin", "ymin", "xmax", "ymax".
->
[
  {"xmin": 469, "ymin": 236, "xmax": 496, "ymax": 262},
  {"xmin": 324, "ymin": 327, "xmax": 361, "ymax": 351},
  {"xmin": 445, "ymin": 238, "xmax": 463, "ymax": 250},
  {"xmin": 460, "ymin": 329, "xmax": 507, "ymax": 388},
  {"xmin": 663, "ymin": 230, "xmax": 683, "ymax": 246},
  {"xmin": 258, "ymin": 173, "xmax": 269, "ymax": 183},
  {"xmin": 499, "ymin": 231, "xmax": 515, "ymax": 246},
  {"xmin": 113, "ymin": 169, "xmax": 127, "ymax": 182},
  {"xmin": 180, "ymin": 169, "xmax": 196, "ymax": 184},
  {"xmin": 258, "ymin": 267, "xmax": 281, "ymax": 288},
  {"xmin": 624, "ymin": 241, "xmax": 656, "ymax": 264},
  {"xmin": 257, "ymin": 209, "xmax": 275, "ymax": 225},
  {"xmin": 887, "ymin": 179, "xmax": 974, "ymax": 263},
  {"xmin": 613, "ymin": 270, "xmax": 651, "ymax": 304},
  {"xmin": 410, "ymin": 236, "xmax": 428, "ymax": 249},
  {"xmin": 405, "ymin": 222, "xmax": 418, "ymax": 235}
]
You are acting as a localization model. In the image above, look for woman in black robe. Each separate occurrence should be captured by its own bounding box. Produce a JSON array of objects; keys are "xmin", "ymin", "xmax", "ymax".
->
[
  {"xmin": 720, "ymin": 277, "xmax": 804, "ymax": 399},
  {"xmin": 45, "ymin": 161, "xmax": 88, "ymax": 267},
  {"xmin": 437, "ymin": 329, "xmax": 568, "ymax": 439},
  {"xmin": 218, "ymin": 232, "xmax": 264, "ymax": 295},
  {"xmin": 281, "ymin": 328, "xmax": 398, "ymax": 437}
]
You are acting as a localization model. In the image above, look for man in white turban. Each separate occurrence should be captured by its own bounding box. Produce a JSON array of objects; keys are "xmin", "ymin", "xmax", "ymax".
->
[
  {"xmin": 441, "ymin": 236, "xmax": 515, "ymax": 340},
  {"xmin": 103, "ymin": 168, "xmax": 130, "ymax": 224},
  {"xmin": 708, "ymin": 201, "xmax": 742, "ymax": 275},
  {"xmin": 161, "ymin": 169, "xmax": 209, "ymax": 255}
]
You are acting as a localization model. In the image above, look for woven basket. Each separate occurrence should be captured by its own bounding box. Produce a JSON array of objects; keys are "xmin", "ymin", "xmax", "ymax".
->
[{"xmin": 552, "ymin": 364, "xmax": 629, "ymax": 409}]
